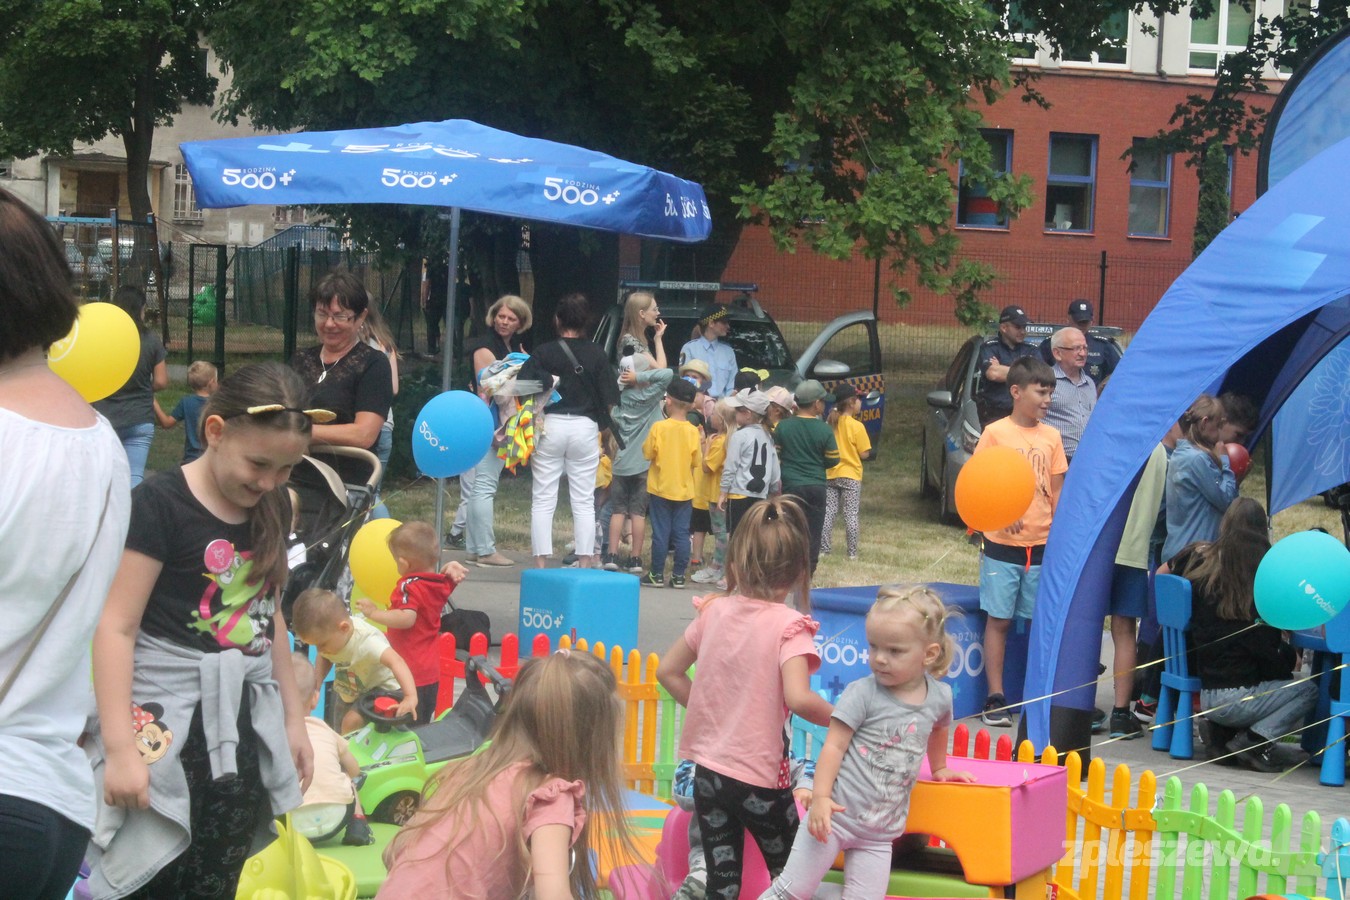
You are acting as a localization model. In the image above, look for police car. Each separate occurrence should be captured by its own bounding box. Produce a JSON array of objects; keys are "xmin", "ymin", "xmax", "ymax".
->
[
  {"xmin": 594, "ymin": 281, "xmax": 887, "ymax": 444},
  {"xmin": 919, "ymin": 322, "xmax": 1123, "ymax": 522}
]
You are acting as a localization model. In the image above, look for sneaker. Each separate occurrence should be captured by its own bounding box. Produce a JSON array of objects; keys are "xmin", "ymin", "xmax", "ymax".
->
[
  {"xmin": 343, "ymin": 817, "xmax": 375, "ymax": 846},
  {"xmin": 671, "ymin": 575, "xmax": 686, "ymax": 589},
  {"xmin": 691, "ymin": 565, "xmax": 723, "ymax": 584},
  {"xmin": 627, "ymin": 556, "xmax": 645, "ymax": 574},
  {"xmin": 1133, "ymin": 698, "xmax": 1157, "ymax": 723},
  {"xmin": 475, "ymin": 552, "xmax": 515, "ymax": 568},
  {"xmin": 981, "ymin": 693, "xmax": 1012, "ymax": 728},
  {"xmin": 1109, "ymin": 709, "xmax": 1143, "ymax": 740},
  {"xmin": 1226, "ymin": 730, "xmax": 1285, "ymax": 773},
  {"xmin": 1198, "ymin": 718, "xmax": 1242, "ymax": 767},
  {"xmin": 444, "ymin": 531, "xmax": 466, "ymax": 550},
  {"xmin": 561, "ymin": 552, "xmax": 580, "ymax": 568},
  {"xmin": 1091, "ymin": 707, "xmax": 1107, "ymax": 734},
  {"xmin": 642, "ymin": 572, "xmax": 665, "ymax": 588},
  {"xmin": 602, "ymin": 554, "xmax": 620, "ymax": 572}
]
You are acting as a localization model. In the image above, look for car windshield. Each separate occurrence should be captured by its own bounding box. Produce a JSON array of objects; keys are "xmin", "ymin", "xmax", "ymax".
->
[{"xmin": 658, "ymin": 319, "xmax": 793, "ymax": 371}]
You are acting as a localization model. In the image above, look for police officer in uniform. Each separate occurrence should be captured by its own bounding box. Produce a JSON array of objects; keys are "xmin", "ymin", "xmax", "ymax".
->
[
  {"xmin": 976, "ymin": 304, "xmax": 1036, "ymax": 426},
  {"xmin": 1039, "ymin": 299, "xmax": 1123, "ymax": 386}
]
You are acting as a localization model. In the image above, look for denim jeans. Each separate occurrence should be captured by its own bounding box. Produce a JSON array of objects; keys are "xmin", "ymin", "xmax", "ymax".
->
[
  {"xmin": 369, "ymin": 423, "xmax": 394, "ymax": 519},
  {"xmin": 116, "ymin": 421, "xmax": 155, "ymax": 488},
  {"xmin": 0, "ymin": 796, "xmax": 90, "ymax": 900},
  {"xmin": 1202, "ymin": 678, "xmax": 1318, "ymax": 743},
  {"xmin": 463, "ymin": 448, "xmax": 507, "ymax": 556},
  {"xmin": 648, "ymin": 496, "xmax": 692, "ymax": 577}
]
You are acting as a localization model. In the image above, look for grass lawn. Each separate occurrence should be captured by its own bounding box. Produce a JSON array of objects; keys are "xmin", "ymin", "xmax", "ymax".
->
[{"xmin": 146, "ymin": 329, "xmax": 1343, "ymax": 592}]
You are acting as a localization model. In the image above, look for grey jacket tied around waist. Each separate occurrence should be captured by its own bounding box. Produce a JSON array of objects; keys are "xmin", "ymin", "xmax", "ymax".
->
[{"xmin": 86, "ymin": 632, "xmax": 303, "ymax": 898}]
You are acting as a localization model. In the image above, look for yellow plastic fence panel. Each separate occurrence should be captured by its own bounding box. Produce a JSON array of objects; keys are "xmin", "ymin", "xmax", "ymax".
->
[
  {"xmin": 1051, "ymin": 751, "xmax": 1157, "ymax": 900},
  {"xmin": 1129, "ymin": 770, "xmax": 1157, "ymax": 900}
]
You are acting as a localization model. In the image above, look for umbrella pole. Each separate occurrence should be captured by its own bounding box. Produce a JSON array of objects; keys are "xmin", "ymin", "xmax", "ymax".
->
[{"xmin": 434, "ymin": 208, "xmax": 462, "ymax": 544}]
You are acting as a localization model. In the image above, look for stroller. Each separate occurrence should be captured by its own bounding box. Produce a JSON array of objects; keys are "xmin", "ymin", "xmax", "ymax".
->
[{"xmin": 281, "ymin": 445, "xmax": 383, "ymax": 623}]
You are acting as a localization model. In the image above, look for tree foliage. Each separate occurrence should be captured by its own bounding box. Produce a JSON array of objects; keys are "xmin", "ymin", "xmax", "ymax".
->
[{"xmin": 0, "ymin": 0, "xmax": 218, "ymax": 220}]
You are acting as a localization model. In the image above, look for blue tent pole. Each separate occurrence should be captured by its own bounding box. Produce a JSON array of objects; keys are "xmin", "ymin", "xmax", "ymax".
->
[{"xmin": 433, "ymin": 207, "xmax": 462, "ymax": 540}]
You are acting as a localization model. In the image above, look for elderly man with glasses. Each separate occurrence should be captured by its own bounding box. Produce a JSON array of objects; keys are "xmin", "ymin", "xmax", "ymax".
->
[{"xmin": 1042, "ymin": 326, "xmax": 1097, "ymax": 464}]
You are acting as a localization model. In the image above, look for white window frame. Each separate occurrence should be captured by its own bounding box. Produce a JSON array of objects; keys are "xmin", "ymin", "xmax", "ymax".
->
[
  {"xmin": 1188, "ymin": 0, "xmax": 1261, "ymax": 73},
  {"xmin": 172, "ymin": 163, "xmax": 203, "ymax": 223},
  {"xmin": 1060, "ymin": 8, "xmax": 1132, "ymax": 68}
]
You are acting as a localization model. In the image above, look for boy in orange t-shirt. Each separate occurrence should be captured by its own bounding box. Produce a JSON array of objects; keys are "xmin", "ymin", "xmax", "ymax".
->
[{"xmin": 974, "ymin": 356, "xmax": 1068, "ymax": 728}]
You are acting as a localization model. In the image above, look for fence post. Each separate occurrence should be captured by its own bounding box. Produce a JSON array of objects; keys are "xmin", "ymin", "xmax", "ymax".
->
[
  {"xmin": 1098, "ymin": 250, "xmax": 1108, "ymax": 324},
  {"xmin": 284, "ymin": 245, "xmax": 299, "ymax": 362},
  {"xmin": 213, "ymin": 245, "xmax": 228, "ymax": 374}
]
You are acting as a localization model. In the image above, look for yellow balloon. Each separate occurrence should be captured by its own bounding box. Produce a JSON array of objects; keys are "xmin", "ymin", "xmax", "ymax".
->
[
  {"xmin": 47, "ymin": 302, "xmax": 141, "ymax": 402},
  {"xmin": 349, "ymin": 518, "xmax": 402, "ymax": 605}
]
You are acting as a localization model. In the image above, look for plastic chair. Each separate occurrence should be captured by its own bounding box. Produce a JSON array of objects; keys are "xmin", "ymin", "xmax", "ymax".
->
[
  {"xmin": 1319, "ymin": 607, "xmax": 1350, "ymax": 786},
  {"xmin": 1151, "ymin": 574, "xmax": 1201, "ymax": 759}
]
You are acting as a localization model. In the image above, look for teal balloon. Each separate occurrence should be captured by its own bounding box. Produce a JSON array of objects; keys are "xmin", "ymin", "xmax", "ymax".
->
[
  {"xmin": 1254, "ymin": 530, "xmax": 1350, "ymax": 630},
  {"xmin": 412, "ymin": 390, "xmax": 495, "ymax": 477}
]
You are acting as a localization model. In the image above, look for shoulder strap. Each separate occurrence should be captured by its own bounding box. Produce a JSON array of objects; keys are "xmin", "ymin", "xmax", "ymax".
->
[
  {"xmin": 557, "ymin": 338, "xmax": 585, "ymax": 374},
  {"xmin": 0, "ymin": 483, "xmax": 115, "ymax": 705}
]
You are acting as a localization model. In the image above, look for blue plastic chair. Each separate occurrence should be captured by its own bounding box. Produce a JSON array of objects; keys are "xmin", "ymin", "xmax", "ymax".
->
[
  {"xmin": 1152, "ymin": 574, "xmax": 1201, "ymax": 759},
  {"xmin": 1319, "ymin": 608, "xmax": 1350, "ymax": 786}
]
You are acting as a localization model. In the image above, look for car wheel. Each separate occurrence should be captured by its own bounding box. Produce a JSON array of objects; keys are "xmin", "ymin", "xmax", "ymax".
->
[
  {"xmin": 938, "ymin": 461, "xmax": 958, "ymax": 525},
  {"xmin": 919, "ymin": 437, "xmax": 936, "ymax": 499},
  {"xmin": 373, "ymin": 790, "xmax": 421, "ymax": 825}
]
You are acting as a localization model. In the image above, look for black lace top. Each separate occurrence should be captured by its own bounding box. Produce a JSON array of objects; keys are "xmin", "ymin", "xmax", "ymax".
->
[{"xmin": 290, "ymin": 343, "xmax": 393, "ymax": 441}]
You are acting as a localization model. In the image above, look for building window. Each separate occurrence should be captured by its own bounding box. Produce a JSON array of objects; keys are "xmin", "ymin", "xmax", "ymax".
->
[
  {"xmin": 1189, "ymin": 0, "xmax": 1255, "ymax": 71},
  {"xmin": 172, "ymin": 163, "xmax": 203, "ymax": 222},
  {"xmin": 273, "ymin": 206, "xmax": 309, "ymax": 226},
  {"xmin": 1045, "ymin": 134, "xmax": 1096, "ymax": 232},
  {"xmin": 993, "ymin": 1, "xmax": 1040, "ymax": 61},
  {"xmin": 957, "ymin": 131, "xmax": 1012, "ymax": 229},
  {"xmin": 1128, "ymin": 139, "xmax": 1171, "ymax": 237},
  {"xmin": 1062, "ymin": 8, "xmax": 1130, "ymax": 65}
]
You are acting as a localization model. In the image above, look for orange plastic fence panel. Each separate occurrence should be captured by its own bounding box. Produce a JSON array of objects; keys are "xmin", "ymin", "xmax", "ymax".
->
[
  {"xmin": 1101, "ymin": 765, "xmax": 1131, "ymax": 900},
  {"xmin": 1129, "ymin": 770, "xmax": 1157, "ymax": 900},
  {"xmin": 1077, "ymin": 757, "xmax": 1107, "ymax": 900}
]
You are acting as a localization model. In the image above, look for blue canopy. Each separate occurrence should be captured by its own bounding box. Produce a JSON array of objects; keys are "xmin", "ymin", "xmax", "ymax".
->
[
  {"xmin": 181, "ymin": 119, "xmax": 712, "ymax": 242},
  {"xmin": 1026, "ymin": 133, "xmax": 1350, "ymax": 750}
]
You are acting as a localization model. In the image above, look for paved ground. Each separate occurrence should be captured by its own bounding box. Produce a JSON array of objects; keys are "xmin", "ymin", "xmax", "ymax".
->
[{"xmin": 440, "ymin": 546, "xmax": 1350, "ymax": 828}]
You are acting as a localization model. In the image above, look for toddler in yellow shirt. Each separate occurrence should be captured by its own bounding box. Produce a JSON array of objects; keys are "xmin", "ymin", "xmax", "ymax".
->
[{"xmin": 641, "ymin": 379, "xmax": 701, "ymax": 588}]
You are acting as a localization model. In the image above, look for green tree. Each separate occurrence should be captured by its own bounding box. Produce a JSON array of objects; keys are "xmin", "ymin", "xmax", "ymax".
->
[
  {"xmin": 0, "ymin": 0, "xmax": 218, "ymax": 221},
  {"xmin": 1193, "ymin": 139, "xmax": 1229, "ymax": 257},
  {"xmin": 209, "ymin": 0, "xmax": 1186, "ymax": 324}
]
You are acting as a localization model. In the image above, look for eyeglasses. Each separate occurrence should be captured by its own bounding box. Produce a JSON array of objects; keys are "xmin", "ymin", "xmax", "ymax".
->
[{"xmin": 314, "ymin": 309, "xmax": 357, "ymax": 324}]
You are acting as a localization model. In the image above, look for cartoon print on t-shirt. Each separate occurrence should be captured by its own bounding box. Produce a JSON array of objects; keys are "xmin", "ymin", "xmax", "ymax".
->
[
  {"xmin": 188, "ymin": 538, "xmax": 275, "ymax": 655},
  {"xmin": 855, "ymin": 721, "xmax": 924, "ymax": 829}
]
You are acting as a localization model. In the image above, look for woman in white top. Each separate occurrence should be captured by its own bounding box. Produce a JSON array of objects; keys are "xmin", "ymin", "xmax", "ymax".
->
[{"xmin": 0, "ymin": 187, "xmax": 132, "ymax": 899}]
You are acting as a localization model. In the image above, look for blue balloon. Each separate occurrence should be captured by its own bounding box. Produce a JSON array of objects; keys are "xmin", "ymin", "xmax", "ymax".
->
[
  {"xmin": 412, "ymin": 390, "xmax": 495, "ymax": 478},
  {"xmin": 1254, "ymin": 530, "xmax": 1350, "ymax": 630}
]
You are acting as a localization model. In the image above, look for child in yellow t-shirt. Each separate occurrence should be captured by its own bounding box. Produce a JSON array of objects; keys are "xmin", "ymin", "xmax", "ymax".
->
[
  {"xmin": 692, "ymin": 398, "xmax": 734, "ymax": 585},
  {"xmin": 595, "ymin": 433, "xmax": 614, "ymax": 561},
  {"xmin": 822, "ymin": 384, "xmax": 874, "ymax": 560},
  {"xmin": 641, "ymin": 379, "xmax": 701, "ymax": 588}
]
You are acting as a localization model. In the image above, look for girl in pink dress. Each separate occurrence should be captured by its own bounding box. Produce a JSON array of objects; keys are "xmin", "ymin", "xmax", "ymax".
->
[
  {"xmin": 379, "ymin": 651, "xmax": 635, "ymax": 899},
  {"xmin": 658, "ymin": 497, "xmax": 835, "ymax": 897}
]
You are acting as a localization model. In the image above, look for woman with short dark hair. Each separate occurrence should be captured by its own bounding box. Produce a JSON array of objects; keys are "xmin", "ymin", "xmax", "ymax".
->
[
  {"xmin": 289, "ymin": 270, "xmax": 393, "ymax": 453},
  {"xmin": 521, "ymin": 293, "xmax": 619, "ymax": 568},
  {"xmin": 0, "ymin": 187, "xmax": 132, "ymax": 899}
]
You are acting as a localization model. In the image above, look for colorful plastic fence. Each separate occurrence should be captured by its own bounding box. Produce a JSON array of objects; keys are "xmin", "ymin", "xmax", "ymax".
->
[{"xmin": 440, "ymin": 631, "xmax": 1349, "ymax": 900}]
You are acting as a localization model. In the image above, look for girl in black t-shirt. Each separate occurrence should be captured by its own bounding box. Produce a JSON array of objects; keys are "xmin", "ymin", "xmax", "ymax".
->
[{"xmin": 91, "ymin": 363, "xmax": 320, "ymax": 898}]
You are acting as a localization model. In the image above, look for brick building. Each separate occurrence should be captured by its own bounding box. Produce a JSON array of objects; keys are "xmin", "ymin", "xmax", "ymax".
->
[{"xmin": 713, "ymin": 1, "xmax": 1296, "ymax": 331}]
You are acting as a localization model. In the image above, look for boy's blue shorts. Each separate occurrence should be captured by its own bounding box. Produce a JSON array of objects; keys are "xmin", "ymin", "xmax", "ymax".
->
[{"xmin": 979, "ymin": 555, "xmax": 1039, "ymax": 620}]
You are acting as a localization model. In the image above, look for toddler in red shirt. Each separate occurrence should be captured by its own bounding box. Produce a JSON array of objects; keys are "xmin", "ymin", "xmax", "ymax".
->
[{"xmin": 357, "ymin": 521, "xmax": 467, "ymax": 723}]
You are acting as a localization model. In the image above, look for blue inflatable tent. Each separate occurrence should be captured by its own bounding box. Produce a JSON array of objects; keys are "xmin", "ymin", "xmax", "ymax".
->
[{"xmin": 1025, "ymin": 132, "xmax": 1350, "ymax": 753}]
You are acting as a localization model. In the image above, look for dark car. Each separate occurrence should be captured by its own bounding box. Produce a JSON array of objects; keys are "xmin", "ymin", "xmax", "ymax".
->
[
  {"xmin": 593, "ymin": 281, "xmax": 887, "ymax": 442},
  {"xmin": 919, "ymin": 322, "xmax": 1122, "ymax": 521}
]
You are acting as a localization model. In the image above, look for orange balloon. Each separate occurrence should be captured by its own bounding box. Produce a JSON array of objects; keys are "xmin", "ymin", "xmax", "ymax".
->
[{"xmin": 954, "ymin": 446, "xmax": 1036, "ymax": 532}]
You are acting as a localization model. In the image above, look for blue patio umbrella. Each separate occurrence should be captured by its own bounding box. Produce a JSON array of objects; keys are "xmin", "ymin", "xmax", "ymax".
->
[{"xmin": 182, "ymin": 118, "xmax": 712, "ymax": 528}]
